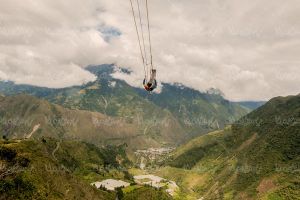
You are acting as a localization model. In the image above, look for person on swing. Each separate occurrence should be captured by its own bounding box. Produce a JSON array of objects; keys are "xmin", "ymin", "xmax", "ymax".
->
[{"xmin": 143, "ymin": 69, "xmax": 157, "ymax": 92}]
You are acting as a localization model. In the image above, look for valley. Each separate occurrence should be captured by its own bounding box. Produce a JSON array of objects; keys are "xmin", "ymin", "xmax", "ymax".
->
[{"xmin": 2, "ymin": 0, "xmax": 300, "ymax": 199}]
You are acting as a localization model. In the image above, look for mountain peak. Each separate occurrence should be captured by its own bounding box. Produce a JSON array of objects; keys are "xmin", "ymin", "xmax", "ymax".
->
[{"xmin": 206, "ymin": 88, "xmax": 224, "ymax": 97}]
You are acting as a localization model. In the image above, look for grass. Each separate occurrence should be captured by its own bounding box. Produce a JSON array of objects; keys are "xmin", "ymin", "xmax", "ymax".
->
[
  {"xmin": 0, "ymin": 139, "xmax": 127, "ymax": 200},
  {"xmin": 154, "ymin": 166, "xmax": 208, "ymax": 199},
  {"xmin": 0, "ymin": 138, "xmax": 177, "ymax": 200},
  {"xmin": 159, "ymin": 95, "xmax": 300, "ymax": 199},
  {"xmin": 122, "ymin": 185, "xmax": 142, "ymax": 193},
  {"xmin": 128, "ymin": 168, "xmax": 147, "ymax": 176},
  {"xmin": 123, "ymin": 186, "xmax": 172, "ymax": 200}
]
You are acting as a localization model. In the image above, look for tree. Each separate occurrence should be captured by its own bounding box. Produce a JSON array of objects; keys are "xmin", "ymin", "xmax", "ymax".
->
[{"xmin": 116, "ymin": 187, "xmax": 124, "ymax": 200}]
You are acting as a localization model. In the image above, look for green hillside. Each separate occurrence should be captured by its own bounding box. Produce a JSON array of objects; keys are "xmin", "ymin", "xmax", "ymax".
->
[
  {"xmin": 0, "ymin": 94, "xmax": 184, "ymax": 149},
  {"xmin": 137, "ymin": 84, "xmax": 247, "ymax": 137},
  {"xmin": 0, "ymin": 138, "xmax": 125, "ymax": 200},
  {"xmin": 0, "ymin": 138, "xmax": 173, "ymax": 200},
  {"xmin": 161, "ymin": 94, "xmax": 300, "ymax": 200}
]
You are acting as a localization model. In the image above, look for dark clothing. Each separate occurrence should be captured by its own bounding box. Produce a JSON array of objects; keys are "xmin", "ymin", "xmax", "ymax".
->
[
  {"xmin": 143, "ymin": 69, "xmax": 157, "ymax": 92},
  {"xmin": 143, "ymin": 79, "xmax": 157, "ymax": 91}
]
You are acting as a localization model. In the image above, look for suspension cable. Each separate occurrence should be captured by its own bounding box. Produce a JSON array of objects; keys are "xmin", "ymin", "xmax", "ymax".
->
[
  {"xmin": 136, "ymin": 0, "xmax": 149, "ymax": 80},
  {"xmin": 136, "ymin": 0, "xmax": 148, "ymax": 69},
  {"xmin": 129, "ymin": 0, "xmax": 147, "ymax": 79},
  {"xmin": 146, "ymin": 0, "xmax": 153, "ymax": 71}
]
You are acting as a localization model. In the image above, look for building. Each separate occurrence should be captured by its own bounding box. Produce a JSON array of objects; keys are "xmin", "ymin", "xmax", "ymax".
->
[{"xmin": 91, "ymin": 179, "xmax": 130, "ymax": 191}]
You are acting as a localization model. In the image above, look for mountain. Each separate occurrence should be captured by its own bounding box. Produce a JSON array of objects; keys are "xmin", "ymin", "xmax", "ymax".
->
[
  {"xmin": 136, "ymin": 83, "xmax": 247, "ymax": 137},
  {"xmin": 0, "ymin": 64, "xmax": 250, "ymax": 142},
  {"xmin": 159, "ymin": 94, "xmax": 300, "ymax": 199},
  {"xmin": 0, "ymin": 138, "xmax": 172, "ymax": 200},
  {"xmin": 0, "ymin": 138, "xmax": 125, "ymax": 200},
  {"xmin": 0, "ymin": 95, "xmax": 184, "ymax": 149}
]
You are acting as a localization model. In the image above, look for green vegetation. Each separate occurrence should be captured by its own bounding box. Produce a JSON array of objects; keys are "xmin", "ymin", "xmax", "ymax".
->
[
  {"xmin": 169, "ymin": 142, "xmax": 218, "ymax": 169},
  {"xmin": 0, "ymin": 93, "xmax": 185, "ymax": 150},
  {"xmin": 0, "ymin": 138, "xmax": 175, "ymax": 200},
  {"xmin": 163, "ymin": 94, "xmax": 300, "ymax": 199},
  {"xmin": 123, "ymin": 185, "xmax": 172, "ymax": 200},
  {"xmin": 122, "ymin": 184, "xmax": 142, "ymax": 193},
  {"xmin": 0, "ymin": 94, "xmax": 184, "ymax": 150},
  {"xmin": 1, "ymin": 66, "xmax": 298, "ymax": 199},
  {"xmin": 0, "ymin": 138, "xmax": 132, "ymax": 199},
  {"xmin": 142, "ymin": 83, "xmax": 248, "ymax": 137}
]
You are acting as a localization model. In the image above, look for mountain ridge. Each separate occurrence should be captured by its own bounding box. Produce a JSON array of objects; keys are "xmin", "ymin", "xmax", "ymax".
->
[
  {"xmin": 0, "ymin": 64, "xmax": 252, "ymax": 141},
  {"xmin": 0, "ymin": 94, "xmax": 187, "ymax": 149},
  {"xmin": 161, "ymin": 94, "xmax": 300, "ymax": 199}
]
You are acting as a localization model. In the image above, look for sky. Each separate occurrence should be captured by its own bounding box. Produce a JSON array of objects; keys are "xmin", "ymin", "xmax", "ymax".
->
[{"xmin": 0, "ymin": 0, "xmax": 299, "ymax": 101}]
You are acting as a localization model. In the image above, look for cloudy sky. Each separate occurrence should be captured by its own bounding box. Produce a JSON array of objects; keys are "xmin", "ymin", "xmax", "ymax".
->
[{"xmin": 0, "ymin": 0, "xmax": 299, "ymax": 101}]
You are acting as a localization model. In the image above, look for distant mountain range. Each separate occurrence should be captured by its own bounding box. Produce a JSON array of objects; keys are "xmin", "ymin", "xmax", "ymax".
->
[
  {"xmin": 236, "ymin": 101, "xmax": 266, "ymax": 110},
  {"xmin": 0, "ymin": 64, "xmax": 263, "ymax": 147}
]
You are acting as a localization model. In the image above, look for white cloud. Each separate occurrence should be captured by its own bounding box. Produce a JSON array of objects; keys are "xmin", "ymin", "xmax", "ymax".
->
[{"xmin": 0, "ymin": 0, "xmax": 300, "ymax": 100}]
